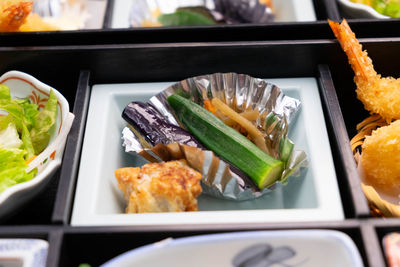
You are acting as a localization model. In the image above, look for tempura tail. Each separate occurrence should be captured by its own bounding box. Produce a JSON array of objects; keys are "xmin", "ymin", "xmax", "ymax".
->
[{"xmin": 328, "ymin": 19, "xmax": 378, "ymax": 84}]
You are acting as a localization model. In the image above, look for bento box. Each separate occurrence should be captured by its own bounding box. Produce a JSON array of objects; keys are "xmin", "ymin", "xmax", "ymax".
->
[{"xmin": 2, "ymin": 31, "xmax": 400, "ymax": 267}]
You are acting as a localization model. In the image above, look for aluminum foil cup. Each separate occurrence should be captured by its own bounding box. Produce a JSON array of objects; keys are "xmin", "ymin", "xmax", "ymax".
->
[
  {"xmin": 129, "ymin": 0, "xmax": 274, "ymax": 27},
  {"xmin": 122, "ymin": 73, "xmax": 307, "ymax": 201}
]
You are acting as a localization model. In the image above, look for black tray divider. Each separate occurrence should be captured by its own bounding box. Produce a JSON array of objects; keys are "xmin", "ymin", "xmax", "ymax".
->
[
  {"xmin": 103, "ymin": 0, "xmax": 115, "ymax": 29},
  {"xmin": 46, "ymin": 228, "xmax": 65, "ymax": 267},
  {"xmin": 361, "ymin": 221, "xmax": 386, "ymax": 267},
  {"xmin": 317, "ymin": 64, "xmax": 370, "ymax": 218},
  {"xmin": 314, "ymin": 0, "xmax": 341, "ymax": 21},
  {"xmin": 52, "ymin": 70, "xmax": 92, "ymax": 225}
]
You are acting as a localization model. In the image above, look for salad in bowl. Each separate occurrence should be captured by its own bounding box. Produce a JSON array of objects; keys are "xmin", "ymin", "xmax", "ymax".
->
[
  {"xmin": 338, "ymin": 0, "xmax": 400, "ymax": 18},
  {"xmin": 0, "ymin": 70, "xmax": 74, "ymax": 219}
]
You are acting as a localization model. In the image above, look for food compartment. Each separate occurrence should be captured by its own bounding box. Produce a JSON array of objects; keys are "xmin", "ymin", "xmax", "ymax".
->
[
  {"xmin": 325, "ymin": 31, "xmax": 400, "ymax": 218},
  {"xmin": 110, "ymin": 0, "xmax": 317, "ymax": 29},
  {"xmin": 0, "ymin": 70, "xmax": 81, "ymax": 226},
  {"xmin": 69, "ymin": 71, "xmax": 345, "ymax": 226},
  {"xmin": 54, "ymin": 225, "xmax": 367, "ymax": 267},
  {"xmin": 0, "ymin": 0, "xmax": 108, "ymax": 32}
]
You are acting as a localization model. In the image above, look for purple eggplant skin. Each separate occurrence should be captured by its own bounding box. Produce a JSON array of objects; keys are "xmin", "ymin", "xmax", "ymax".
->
[{"xmin": 122, "ymin": 101, "xmax": 205, "ymax": 148}]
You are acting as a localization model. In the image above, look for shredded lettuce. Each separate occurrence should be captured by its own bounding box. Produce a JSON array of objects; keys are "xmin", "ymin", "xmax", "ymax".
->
[
  {"xmin": 30, "ymin": 89, "xmax": 58, "ymax": 154},
  {"xmin": 0, "ymin": 84, "xmax": 10, "ymax": 100},
  {"xmin": 0, "ymin": 147, "xmax": 36, "ymax": 193},
  {"xmin": 352, "ymin": 0, "xmax": 400, "ymax": 17},
  {"xmin": 0, "ymin": 84, "xmax": 57, "ymax": 193},
  {"xmin": 0, "ymin": 122, "xmax": 23, "ymax": 149}
]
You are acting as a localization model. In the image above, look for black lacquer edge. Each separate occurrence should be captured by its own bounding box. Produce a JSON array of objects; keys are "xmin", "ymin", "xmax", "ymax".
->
[
  {"xmin": 314, "ymin": 0, "xmax": 341, "ymax": 20},
  {"xmin": 103, "ymin": 0, "xmax": 115, "ymax": 29},
  {"xmin": 46, "ymin": 229, "xmax": 64, "ymax": 267},
  {"xmin": 317, "ymin": 64, "xmax": 370, "ymax": 218},
  {"xmin": 360, "ymin": 222, "xmax": 386, "ymax": 267},
  {"xmin": 51, "ymin": 70, "xmax": 92, "ymax": 224}
]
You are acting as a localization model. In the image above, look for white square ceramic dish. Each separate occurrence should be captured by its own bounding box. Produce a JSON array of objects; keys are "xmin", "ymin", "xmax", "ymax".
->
[
  {"xmin": 101, "ymin": 230, "xmax": 363, "ymax": 267},
  {"xmin": 111, "ymin": 0, "xmax": 316, "ymax": 28},
  {"xmin": 71, "ymin": 77, "xmax": 344, "ymax": 226}
]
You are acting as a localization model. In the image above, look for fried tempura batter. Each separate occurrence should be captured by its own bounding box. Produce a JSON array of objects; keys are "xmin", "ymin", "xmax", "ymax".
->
[
  {"xmin": 360, "ymin": 120, "xmax": 400, "ymax": 197},
  {"xmin": 0, "ymin": 0, "xmax": 32, "ymax": 32},
  {"xmin": 0, "ymin": 0, "xmax": 59, "ymax": 32},
  {"xmin": 329, "ymin": 19, "xmax": 400, "ymax": 122},
  {"xmin": 115, "ymin": 160, "xmax": 202, "ymax": 213}
]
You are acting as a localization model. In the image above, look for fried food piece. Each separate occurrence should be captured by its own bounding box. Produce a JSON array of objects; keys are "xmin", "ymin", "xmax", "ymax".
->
[
  {"xmin": 0, "ymin": 1, "xmax": 32, "ymax": 32},
  {"xmin": 0, "ymin": 0, "xmax": 59, "ymax": 32},
  {"xmin": 20, "ymin": 13, "xmax": 59, "ymax": 31},
  {"xmin": 360, "ymin": 120, "xmax": 400, "ymax": 197},
  {"xmin": 329, "ymin": 19, "xmax": 400, "ymax": 122},
  {"xmin": 115, "ymin": 160, "xmax": 202, "ymax": 213}
]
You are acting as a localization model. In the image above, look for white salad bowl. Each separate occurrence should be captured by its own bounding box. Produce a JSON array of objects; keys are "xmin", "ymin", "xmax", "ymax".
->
[
  {"xmin": 337, "ymin": 0, "xmax": 390, "ymax": 19},
  {"xmin": 0, "ymin": 70, "xmax": 74, "ymax": 219}
]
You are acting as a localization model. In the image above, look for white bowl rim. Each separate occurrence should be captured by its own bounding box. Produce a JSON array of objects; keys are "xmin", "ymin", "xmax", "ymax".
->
[
  {"xmin": 337, "ymin": 0, "xmax": 390, "ymax": 19},
  {"xmin": 101, "ymin": 229, "xmax": 364, "ymax": 267},
  {"xmin": 0, "ymin": 70, "xmax": 70, "ymax": 206}
]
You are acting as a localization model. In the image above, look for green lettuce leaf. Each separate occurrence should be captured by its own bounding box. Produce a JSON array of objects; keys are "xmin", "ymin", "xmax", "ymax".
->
[
  {"xmin": 0, "ymin": 114, "xmax": 13, "ymax": 130},
  {"xmin": 0, "ymin": 102, "xmax": 35, "ymax": 159},
  {"xmin": 372, "ymin": 0, "xmax": 400, "ymax": 17},
  {"xmin": 30, "ymin": 89, "xmax": 58, "ymax": 154},
  {"xmin": 0, "ymin": 147, "xmax": 36, "ymax": 193},
  {"xmin": 0, "ymin": 122, "xmax": 23, "ymax": 149},
  {"xmin": 0, "ymin": 84, "xmax": 10, "ymax": 100},
  {"xmin": 14, "ymin": 98, "xmax": 39, "ymax": 130}
]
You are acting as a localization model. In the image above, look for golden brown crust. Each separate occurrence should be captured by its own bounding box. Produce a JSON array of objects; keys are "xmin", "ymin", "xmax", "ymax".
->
[
  {"xmin": 329, "ymin": 19, "xmax": 400, "ymax": 122},
  {"xmin": 361, "ymin": 120, "xmax": 400, "ymax": 197},
  {"xmin": 0, "ymin": 1, "xmax": 60, "ymax": 32},
  {"xmin": 115, "ymin": 160, "xmax": 202, "ymax": 213},
  {"xmin": 0, "ymin": 1, "xmax": 32, "ymax": 32}
]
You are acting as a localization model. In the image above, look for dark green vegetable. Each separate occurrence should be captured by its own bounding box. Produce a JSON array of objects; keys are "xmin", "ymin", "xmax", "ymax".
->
[
  {"xmin": 279, "ymin": 137, "xmax": 294, "ymax": 168},
  {"xmin": 167, "ymin": 94, "xmax": 284, "ymax": 189},
  {"xmin": 158, "ymin": 10, "xmax": 216, "ymax": 26}
]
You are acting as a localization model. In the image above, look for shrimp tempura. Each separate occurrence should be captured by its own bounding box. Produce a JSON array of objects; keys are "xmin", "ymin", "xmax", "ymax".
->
[
  {"xmin": 0, "ymin": 0, "xmax": 32, "ymax": 32},
  {"xmin": 0, "ymin": 0, "xmax": 59, "ymax": 32},
  {"xmin": 329, "ymin": 19, "xmax": 400, "ymax": 122}
]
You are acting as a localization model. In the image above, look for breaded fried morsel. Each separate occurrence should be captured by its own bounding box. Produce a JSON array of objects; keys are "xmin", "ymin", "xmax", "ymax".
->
[
  {"xmin": 0, "ymin": 0, "xmax": 60, "ymax": 32},
  {"xmin": 115, "ymin": 160, "xmax": 202, "ymax": 213},
  {"xmin": 360, "ymin": 120, "xmax": 400, "ymax": 197}
]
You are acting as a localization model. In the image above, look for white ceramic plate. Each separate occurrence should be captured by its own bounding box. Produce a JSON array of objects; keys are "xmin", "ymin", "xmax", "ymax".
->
[
  {"xmin": 101, "ymin": 230, "xmax": 363, "ymax": 267},
  {"xmin": 71, "ymin": 77, "xmax": 344, "ymax": 226},
  {"xmin": 0, "ymin": 70, "xmax": 74, "ymax": 219},
  {"xmin": 337, "ymin": 0, "xmax": 389, "ymax": 19},
  {"xmin": 34, "ymin": 0, "xmax": 108, "ymax": 30},
  {"xmin": 0, "ymin": 239, "xmax": 48, "ymax": 267},
  {"xmin": 111, "ymin": 0, "xmax": 316, "ymax": 28}
]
